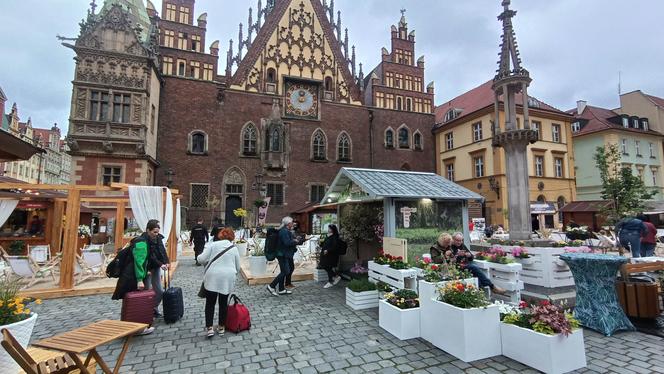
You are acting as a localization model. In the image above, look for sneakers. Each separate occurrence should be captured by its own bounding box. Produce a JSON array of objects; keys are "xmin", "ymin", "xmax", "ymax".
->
[
  {"xmin": 266, "ymin": 285, "xmax": 278, "ymax": 296},
  {"xmin": 137, "ymin": 327, "xmax": 155, "ymax": 336},
  {"xmin": 323, "ymin": 282, "xmax": 333, "ymax": 289},
  {"xmin": 332, "ymin": 276, "xmax": 341, "ymax": 285},
  {"xmin": 217, "ymin": 326, "xmax": 226, "ymax": 336},
  {"xmin": 206, "ymin": 327, "xmax": 215, "ymax": 339},
  {"xmin": 278, "ymin": 289, "xmax": 293, "ymax": 295}
]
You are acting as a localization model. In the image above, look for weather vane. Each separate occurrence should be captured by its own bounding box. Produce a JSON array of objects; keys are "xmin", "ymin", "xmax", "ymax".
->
[{"xmin": 400, "ymin": 8, "xmax": 407, "ymax": 17}]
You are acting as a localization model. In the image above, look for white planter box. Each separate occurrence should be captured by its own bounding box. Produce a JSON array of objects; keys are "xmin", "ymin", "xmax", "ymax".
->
[
  {"xmin": 418, "ymin": 278, "xmax": 476, "ymax": 344},
  {"xmin": 345, "ymin": 288, "xmax": 378, "ymax": 310},
  {"xmin": 427, "ymin": 302, "xmax": 500, "ymax": 362},
  {"xmin": 0, "ymin": 313, "xmax": 37, "ymax": 373},
  {"xmin": 514, "ymin": 257, "xmax": 535, "ymax": 265},
  {"xmin": 313, "ymin": 268, "xmax": 328, "ymax": 282},
  {"xmin": 249, "ymin": 256, "xmax": 267, "ymax": 275},
  {"xmin": 368, "ymin": 261, "xmax": 417, "ymax": 290},
  {"xmin": 235, "ymin": 242, "xmax": 248, "ymax": 256},
  {"xmin": 378, "ymin": 300, "xmax": 420, "ymax": 340},
  {"xmin": 501, "ymin": 323, "xmax": 586, "ymax": 374}
]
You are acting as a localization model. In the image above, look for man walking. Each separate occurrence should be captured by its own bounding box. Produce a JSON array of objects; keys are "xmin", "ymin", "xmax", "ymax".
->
[
  {"xmin": 190, "ymin": 217, "xmax": 209, "ymax": 266},
  {"xmin": 267, "ymin": 217, "xmax": 299, "ymax": 296}
]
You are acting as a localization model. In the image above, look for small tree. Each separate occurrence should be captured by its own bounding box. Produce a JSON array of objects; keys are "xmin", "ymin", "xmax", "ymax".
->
[
  {"xmin": 594, "ymin": 144, "xmax": 655, "ymax": 223},
  {"xmin": 339, "ymin": 203, "xmax": 381, "ymax": 259}
]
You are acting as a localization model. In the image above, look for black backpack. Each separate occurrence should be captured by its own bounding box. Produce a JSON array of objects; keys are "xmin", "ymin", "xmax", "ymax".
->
[
  {"xmin": 106, "ymin": 255, "xmax": 121, "ymax": 278},
  {"xmin": 265, "ymin": 228, "xmax": 279, "ymax": 261},
  {"xmin": 337, "ymin": 238, "xmax": 348, "ymax": 256}
]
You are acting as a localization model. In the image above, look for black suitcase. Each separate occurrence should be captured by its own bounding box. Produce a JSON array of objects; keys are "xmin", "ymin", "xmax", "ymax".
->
[{"xmin": 162, "ymin": 269, "xmax": 184, "ymax": 324}]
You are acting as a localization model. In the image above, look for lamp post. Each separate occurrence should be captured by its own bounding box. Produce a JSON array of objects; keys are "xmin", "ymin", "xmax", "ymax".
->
[
  {"xmin": 254, "ymin": 173, "xmax": 267, "ymax": 198},
  {"xmin": 165, "ymin": 168, "xmax": 175, "ymax": 188}
]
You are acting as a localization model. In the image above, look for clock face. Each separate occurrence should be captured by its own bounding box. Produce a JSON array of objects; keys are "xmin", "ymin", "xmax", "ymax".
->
[{"xmin": 285, "ymin": 81, "xmax": 319, "ymax": 119}]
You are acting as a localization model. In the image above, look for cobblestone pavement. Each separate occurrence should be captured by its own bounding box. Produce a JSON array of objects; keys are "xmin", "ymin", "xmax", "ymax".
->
[{"xmin": 30, "ymin": 258, "xmax": 664, "ymax": 373}]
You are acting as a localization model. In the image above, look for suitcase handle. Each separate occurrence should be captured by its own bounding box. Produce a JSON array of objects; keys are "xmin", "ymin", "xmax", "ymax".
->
[
  {"xmin": 163, "ymin": 267, "xmax": 170, "ymax": 289},
  {"xmin": 229, "ymin": 294, "xmax": 244, "ymax": 305}
]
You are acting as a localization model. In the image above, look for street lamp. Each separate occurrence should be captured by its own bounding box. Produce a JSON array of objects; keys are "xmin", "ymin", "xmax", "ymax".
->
[
  {"xmin": 254, "ymin": 173, "xmax": 267, "ymax": 198},
  {"xmin": 165, "ymin": 168, "xmax": 175, "ymax": 188}
]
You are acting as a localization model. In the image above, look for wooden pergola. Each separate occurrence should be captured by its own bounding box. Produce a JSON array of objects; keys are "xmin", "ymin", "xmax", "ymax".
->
[{"xmin": 0, "ymin": 182, "xmax": 179, "ymax": 297}]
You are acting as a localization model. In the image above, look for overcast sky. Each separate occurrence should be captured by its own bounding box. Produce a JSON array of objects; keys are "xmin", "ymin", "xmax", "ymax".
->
[{"xmin": 1, "ymin": 0, "xmax": 662, "ymax": 135}]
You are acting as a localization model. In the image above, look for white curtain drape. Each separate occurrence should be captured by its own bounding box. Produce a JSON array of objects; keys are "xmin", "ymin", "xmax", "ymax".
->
[
  {"xmin": 128, "ymin": 186, "xmax": 173, "ymax": 246},
  {"xmin": 0, "ymin": 199, "xmax": 19, "ymax": 229},
  {"xmin": 175, "ymin": 198, "xmax": 182, "ymax": 254}
]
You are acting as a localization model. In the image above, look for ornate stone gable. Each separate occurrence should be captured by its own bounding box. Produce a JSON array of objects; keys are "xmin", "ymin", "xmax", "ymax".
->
[{"xmin": 229, "ymin": 0, "xmax": 360, "ymax": 105}]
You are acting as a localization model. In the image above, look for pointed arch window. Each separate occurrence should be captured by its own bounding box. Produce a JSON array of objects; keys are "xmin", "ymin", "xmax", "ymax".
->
[
  {"xmin": 398, "ymin": 127, "xmax": 410, "ymax": 149},
  {"xmin": 413, "ymin": 132, "xmax": 423, "ymax": 150},
  {"xmin": 265, "ymin": 125, "xmax": 282, "ymax": 152},
  {"xmin": 189, "ymin": 131, "xmax": 207, "ymax": 155},
  {"xmin": 385, "ymin": 129, "xmax": 394, "ymax": 148},
  {"xmin": 242, "ymin": 124, "xmax": 258, "ymax": 156},
  {"xmin": 312, "ymin": 130, "xmax": 327, "ymax": 161},
  {"xmin": 337, "ymin": 133, "xmax": 351, "ymax": 162}
]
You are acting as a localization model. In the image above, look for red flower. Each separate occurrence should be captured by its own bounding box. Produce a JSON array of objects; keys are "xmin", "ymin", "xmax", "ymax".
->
[
  {"xmin": 423, "ymin": 257, "xmax": 432, "ymax": 264},
  {"xmin": 455, "ymin": 283, "xmax": 465, "ymax": 292},
  {"xmin": 431, "ymin": 265, "xmax": 439, "ymax": 271},
  {"xmin": 540, "ymin": 300, "xmax": 550, "ymax": 306},
  {"xmin": 519, "ymin": 301, "xmax": 527, "ymax": 309}
]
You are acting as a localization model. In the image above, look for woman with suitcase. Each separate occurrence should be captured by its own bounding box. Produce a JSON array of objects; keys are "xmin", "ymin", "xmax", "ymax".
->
[{"xmin": 197, "ymin": 228, "xmax": 241, "ymax": 338}]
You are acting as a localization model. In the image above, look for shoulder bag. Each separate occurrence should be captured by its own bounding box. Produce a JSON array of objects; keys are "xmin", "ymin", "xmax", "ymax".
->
[{"xmin": 198, "ymin": 245, "xmax": 235, "ymax": 298}]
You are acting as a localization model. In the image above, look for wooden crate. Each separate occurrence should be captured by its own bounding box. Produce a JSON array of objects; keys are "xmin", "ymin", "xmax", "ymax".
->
[
  {"xmin": 474, "ymin": 260, "xmax": 523, "ymax": 303},
  {"xmin": 367, "ymin": 261, "xmax": 417, "ymax": 290},
  {"xmin": 496, "ymin": 246, "xmax": 575, "ymax": 288},
  {"xmin": 616, "ymin": 281, "xmax": 662, "ymax": 318}
]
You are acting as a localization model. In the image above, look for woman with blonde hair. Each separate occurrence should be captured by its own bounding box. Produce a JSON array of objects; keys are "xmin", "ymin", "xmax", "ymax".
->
[
  {"xmin": 197, "ymin": 227, "xmax": 241, "ymax": 338},
  {"xmin": 430, "ymin": 233, "xmax": 452, "ymax": 264}
]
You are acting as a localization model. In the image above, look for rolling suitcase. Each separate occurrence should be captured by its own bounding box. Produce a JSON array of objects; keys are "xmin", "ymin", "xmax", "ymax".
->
[
  {"xmin": 121, "ymin": 289, "xmax": 155, "ymax": 326},
  {"xmin": 162, "ymin": 269, "xmax": 184, "ymax": 324}
]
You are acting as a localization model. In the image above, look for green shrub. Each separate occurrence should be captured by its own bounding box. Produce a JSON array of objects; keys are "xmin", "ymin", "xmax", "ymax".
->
[{"xmin": 347, "ymin": 278, "xmax": 377, "ymax": 293}]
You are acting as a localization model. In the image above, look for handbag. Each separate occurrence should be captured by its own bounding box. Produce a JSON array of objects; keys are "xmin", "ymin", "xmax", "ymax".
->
[
  {"xmin": 198, "ymin": 245, "xmax": 235, "ymax": 298},
  {"xmin": 226, "ymin": 294, "xmax": 251, "ymax": 333}
]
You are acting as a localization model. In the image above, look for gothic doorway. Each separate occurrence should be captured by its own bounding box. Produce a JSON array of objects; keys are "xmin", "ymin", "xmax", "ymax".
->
[{"xmin": 225, "ymin": 196, "xmax": 242, "ymax": 228}]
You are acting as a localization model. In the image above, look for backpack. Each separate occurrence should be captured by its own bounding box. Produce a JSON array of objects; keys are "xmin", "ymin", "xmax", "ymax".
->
[
  {"xmin": 265, "ymin": 228, "xmax": 279, "ymax": 261},
  {"xmin": 106, "ymin": 256, "xmax": 121, "ymax": 278},
  {"xmin": 337, "ymin": 238, "xmax": 348, "ymax": 256},
  {"xmin": 225, "ymin": 295, "xmax": 251, "ymax": 333}
]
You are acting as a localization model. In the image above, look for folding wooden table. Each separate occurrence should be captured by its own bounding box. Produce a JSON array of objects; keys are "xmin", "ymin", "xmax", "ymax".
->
[{"xmin": 32, "ymin": 320, "xmax": 147, "ymax": 374}]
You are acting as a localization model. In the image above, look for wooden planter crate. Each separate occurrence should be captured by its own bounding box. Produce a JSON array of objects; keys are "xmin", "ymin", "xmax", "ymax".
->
[
  {"xmin": 368, "ymin": 261, "xmax": 417, "ymax": 290},
  {"xmin": 473, "ymin": 260, "xmax": 523, "ymax": 303},
  {"xmin": 489, "ymin": 246, "xmax": 575, "ymax": 289}
]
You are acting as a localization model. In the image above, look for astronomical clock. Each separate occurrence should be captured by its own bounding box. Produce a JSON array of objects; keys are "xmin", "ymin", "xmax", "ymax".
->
[{"xmin": 284, "ymin": 79, "xmax": 320, "ymax": 120}]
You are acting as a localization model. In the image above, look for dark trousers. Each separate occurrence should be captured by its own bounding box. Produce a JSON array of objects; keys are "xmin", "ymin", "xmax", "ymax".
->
[
  {"xmin": 464, "ymin": 262, "xmax": 494, "ymax": 289},
  {"xmin": 205, "ymin": 291, "xmax": 229, "ymax": 328},
  {"xmin": 285, "ymin": 257, "xmax": 295, "ymax": 286},
  {"xmin": 270, "ymin": 256, "xmax": 291, "ymax": 291},
  {"xmin": 193, "ymin": 242, "xmax": 205, "ymax": 261},
  {"xmin": 620, "ymin": 231, "xmax": 642, "ymax": 258},
  {"xmin": 324, "ymin": 266, "xmax": 337, "ymax": 283}
]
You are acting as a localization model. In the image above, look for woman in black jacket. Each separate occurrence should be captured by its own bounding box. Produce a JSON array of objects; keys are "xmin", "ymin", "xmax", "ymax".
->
[{"xmin": 319, "ymin": 224, "xmax": 341, "ymax": 289}]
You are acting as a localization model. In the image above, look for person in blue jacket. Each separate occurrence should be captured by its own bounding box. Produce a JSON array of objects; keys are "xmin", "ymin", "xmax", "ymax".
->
[
  {"xmin": 266, "ymin": 217, "xmax": 299, "ymax": 296},
  {"xmin": 616, "ymin": 216, "xmax": 647, "ymax": 258}
]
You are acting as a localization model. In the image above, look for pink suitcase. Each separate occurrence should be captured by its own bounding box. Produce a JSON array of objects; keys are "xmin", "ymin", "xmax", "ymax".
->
[{"xmin": 121, "ymin": 289, "xmax": 155, "ymax": 325}]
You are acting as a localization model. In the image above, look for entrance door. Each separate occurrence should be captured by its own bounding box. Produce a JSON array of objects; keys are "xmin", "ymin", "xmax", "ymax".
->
[{"xmin": 225, "ymin": 196, "xmax": 243, "ymax": 229}]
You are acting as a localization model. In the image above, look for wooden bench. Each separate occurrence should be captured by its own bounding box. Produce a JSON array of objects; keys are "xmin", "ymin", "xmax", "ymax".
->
[{"xmin": 616, "ymin": 261, "xmax": 664, "ymax": 319}]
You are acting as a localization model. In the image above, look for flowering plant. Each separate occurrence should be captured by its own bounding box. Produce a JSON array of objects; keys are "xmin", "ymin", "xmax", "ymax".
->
[
  {"xmin": 502, "ymin": 300, "xmax": 579, "ymax": 336},
  {"xmin": 476, "ymin": 246, "xmax": 513, "ymax": 264},
  {"xmin": 233, "ymin": 208, "xmax": 248, "ymax": 218},
  {"xmin": 437, "ymin": 281, "xmax": 489, "ymax": 309},
  {"xmin": 494, "ymin": 300, "xmax": 521, "ymax": 318},
  {"xmin": 384, "ymin": 289, "xmax": 420, "ymax": 309},
  {"xmin": 511, "ymin": 246, "xmax": 531, "ymax": 259},
  {"xmin": 78, "ymin": 225, "xmax": 91, "ymax": 237},
  {"xmin": 375, "ymin": 281, "xmax": 393, "ymax": 293},
  {"xmin": 373, "ymin": 249, "xmax": 392, "ymax": 265},
  {"xmin": 388, "ymin": 257, "xmax": 409, "ymax": 270},
  {"xmin": 0, "ymin": 278, "xmax": 41, "ymax": 325},
  {"xmin": 413, "ymin": 256, "xmax": 432, "ymax": 269},
  {"xmin": 350, "ymin": 262, "xmax": 368, "ymax": 275},
  {"xmin": 374, "ymin": 224, "xmax": 384, "ymax": 243},
  {"xmin": 423, "ymin": 263, "xmax": 444, "ymax": 282},
  {"xmin": 563, "ymin": 246, "xmax": 593, "ymax": 253}
]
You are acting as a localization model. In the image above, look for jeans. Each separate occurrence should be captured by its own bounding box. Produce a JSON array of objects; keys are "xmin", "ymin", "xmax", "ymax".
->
[
  {"xmin": 641, "ymin": 243, "xmax": 656, "ymax": 257},
  {"xmin": 619, "ymin": 231, "xmax": 642, "ymax": 258},
  {"xmin": 143, "ymin": 268, "xmax": 164, "ymax": 313},
  {"xmin": 204, "ymin": 292, "xmax": 229, "ymax": 328},
  {"xmin": 285, "ymin": 257, "xmax": 295, "ymax": 286},
  {"xmin": 270, "ymin": 256, "xmax": 291, "ymax": 291},
  {"xmin": 323, "ymin": 266, "xmax": 337, "ymax": 283},
  {"xmin": 464, "ymin": 262, "xmax": 494, "ymax": 289}
]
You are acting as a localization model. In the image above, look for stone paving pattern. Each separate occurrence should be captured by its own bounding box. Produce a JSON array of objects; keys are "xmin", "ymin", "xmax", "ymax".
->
[{"xmin": 29, "ymin": 258, "xmax": 664, "ymax": 373}]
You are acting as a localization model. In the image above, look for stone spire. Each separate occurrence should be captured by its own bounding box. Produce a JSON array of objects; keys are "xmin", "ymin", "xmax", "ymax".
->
[{"xmin": 491, "ymin": 0, "xmax": 537, "ymax": 241}]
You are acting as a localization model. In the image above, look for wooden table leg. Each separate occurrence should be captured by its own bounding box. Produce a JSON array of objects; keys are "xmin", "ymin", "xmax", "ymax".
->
[
  {"xmin": 91, "ymin": 349, "xmax": 113, "ymax": 374},
  {"xmin": 112, "ymin": 335, "xmax": 133, "ymax": 374},
  {"xmin": 70, "ymin": 352, "xmax": 93, "ymax": 374}
]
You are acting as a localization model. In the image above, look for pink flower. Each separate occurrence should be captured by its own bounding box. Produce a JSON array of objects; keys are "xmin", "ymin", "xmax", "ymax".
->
[{"xmin": 423, "ymin": 257, "xmax": 432, "ymax": 264}]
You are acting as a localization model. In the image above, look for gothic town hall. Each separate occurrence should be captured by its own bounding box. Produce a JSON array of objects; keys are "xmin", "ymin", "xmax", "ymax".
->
[{"xmin": 64, "ymin": 0, "xmax": 436, "ymax": 226}]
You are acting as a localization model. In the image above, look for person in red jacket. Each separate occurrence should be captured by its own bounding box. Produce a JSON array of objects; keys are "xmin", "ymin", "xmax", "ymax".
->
[{"xmin": 637, "ymin": 214, "xmax": 657, "ymax": 257}]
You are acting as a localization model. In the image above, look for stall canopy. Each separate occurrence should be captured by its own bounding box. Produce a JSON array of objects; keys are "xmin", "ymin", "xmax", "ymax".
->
[
  {"xmin": 530, "ymin": 203, "xmax": 556, "ymax": 214},
  {"xmin": 642, "ymin": 201, "xmax": 664, "ymax": 215},
  {"xmin": 322, "ymin": 168, "xmax": 484, "ymax": 204},
  {"xmin": 0, "ymin": 130, "xmax": 44, "ymax": 162}
]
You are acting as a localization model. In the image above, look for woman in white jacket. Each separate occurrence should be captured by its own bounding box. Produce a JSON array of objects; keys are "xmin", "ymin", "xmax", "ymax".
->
[{"xmin": 197, "ymin": 227, "xmax": 241, "ymax": 338}]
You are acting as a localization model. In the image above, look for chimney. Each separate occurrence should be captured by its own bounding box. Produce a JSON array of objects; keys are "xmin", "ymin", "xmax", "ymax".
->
[{"xmin": 576, "ymin": 100, "xmax": 587, "ymax": 115}]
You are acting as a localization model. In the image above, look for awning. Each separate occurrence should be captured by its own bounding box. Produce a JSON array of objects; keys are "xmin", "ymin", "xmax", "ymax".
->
[
  {"xmin": 643, "ymin": 201, "xmax": 664, "ymax": 215},
  {"xmin": 530, "ymin": 203, "xmax": 556, "ymax": 214},
  {"xmin": 560, "ymin": 200, "xmax": 612, "ymax": 213},
  {"xmin": 0, "ymin": 130, "xmax": 44, "ymax": 162}
]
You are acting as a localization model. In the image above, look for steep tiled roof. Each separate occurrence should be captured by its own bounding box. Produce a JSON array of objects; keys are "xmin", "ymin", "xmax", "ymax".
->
[
  {"xmin": 433, "ymin": 80, "xmax": 567, "ymax": 131},
  {"xmin": 0, "ymin": 85, "xmax": 6, "ymax": 101},
  {"xmin": 645, "ymin": 93, "xmax": 664, "ymax": 108},
  {"xmin": 568, "ymin": 104, "xmax": 663, "ymax": 137}
]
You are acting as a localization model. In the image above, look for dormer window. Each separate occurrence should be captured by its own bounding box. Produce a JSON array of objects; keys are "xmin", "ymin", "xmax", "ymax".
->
[
  {"xmin": 571, "ymin": 121, "xmax": 581, "ymax": 133},
  {"xmin": 643, "ymin": 120, "xmax": 649, "ymax": 131},
  {"xmin": 633, "ymin": 118, "xmax": 639, "ymax": 129},
  {"xmin": 527, "ymin": 97, "xmax": 541, "ymax": 108},
  {"xmin": 622, "ymin": 117, "xmax": 629, "ymax": 128},
  {"xmin": 444, "ymin": 108, "xmax": 460, "ymax": 122}
]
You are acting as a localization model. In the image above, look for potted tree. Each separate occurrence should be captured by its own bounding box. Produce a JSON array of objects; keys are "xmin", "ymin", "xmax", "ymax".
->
[
  {"xmin": 379, "ymin": 289, "xmax": 420, "ymax": 340},
  {"xmin": 427, "ymin": 281, "xmax": 501, "ymax": 362},
  {"xmin": 345, "ymin": 278, "xmax": 378, "ymax": 310},
  {"xmin": 248, "ymin": 236, "xmax": 267, "ymax": 276},
  {"xmin": 0, "ymin": 278, "xmax": 40, "ymax": 372},
  {"xmin": 77, "ymin": 225, "xmax": 91, "ymax": 252},
  {"xmin": 233, "ymin": 208, "xmax": 249, "ymax": 256},
  {"xmin": 500, "ymin": 301, "xmax": 586, "ymax": 373}
]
